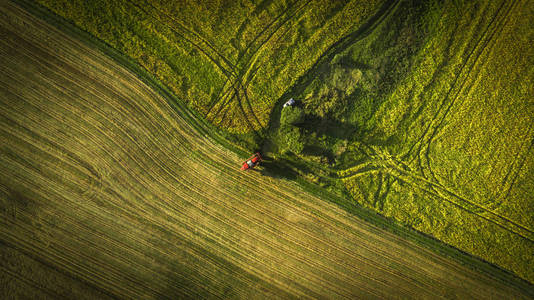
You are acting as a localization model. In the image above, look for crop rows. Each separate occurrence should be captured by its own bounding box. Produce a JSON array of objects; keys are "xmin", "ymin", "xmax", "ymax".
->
[{"xmin": 2, "ymin": 1, "xmax": 532, "ymax": 298}]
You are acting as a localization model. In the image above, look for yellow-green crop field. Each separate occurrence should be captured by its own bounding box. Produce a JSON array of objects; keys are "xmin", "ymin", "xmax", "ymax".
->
[
  {"xmin": 33, "ymin": 0, "xmax": 533, "ymax": 283},
  {"xmin": 36, "ymin": 0, "xmax": 384, "ymax": 134},
  {"xmin": 2, "ymin": 0, "xmax": 533, "ymax": 296},
  {"xmin": 332, "ymin": 0, "xmax": 534, "ymax": 282},
  {"xmin": 4, "ymin": 1, "xmax": 534, "ymax": 297}
]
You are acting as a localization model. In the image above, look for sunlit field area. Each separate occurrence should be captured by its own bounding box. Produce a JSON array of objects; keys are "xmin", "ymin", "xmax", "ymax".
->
[
  {"xmin": 1, "ymin": 0, "xmax": 533, "ymax": 297},
  {"xmin": 34, "ymin": 0, "xmax": 534, "ymax": 283}
]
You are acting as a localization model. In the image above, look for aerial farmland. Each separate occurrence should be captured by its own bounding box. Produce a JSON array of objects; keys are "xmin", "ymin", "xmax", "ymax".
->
[{"xmin": 1, "ymin": 0, "xmax": 533, "ymax": 298}]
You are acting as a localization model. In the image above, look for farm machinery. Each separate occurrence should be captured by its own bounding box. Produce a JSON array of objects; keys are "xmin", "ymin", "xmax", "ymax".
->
[{"xmin": 240, "ymin": 152, "xmax": 262, "ymax": 170}]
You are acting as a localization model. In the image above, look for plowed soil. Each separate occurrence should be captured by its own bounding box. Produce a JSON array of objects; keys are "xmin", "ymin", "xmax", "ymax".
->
[{"xmin": 0, "ymin": 2, "xmax": 531, "ymax": 298}]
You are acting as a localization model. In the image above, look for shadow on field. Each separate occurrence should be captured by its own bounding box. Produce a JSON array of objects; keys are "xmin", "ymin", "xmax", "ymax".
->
[
  {"xmin": 256, "ymin": 159, "xmax": 299, "ymax": 181},
  {"xmin": 300, "ymin": 114, "xmax": 361, "ymax": 140},
  {"xmin": 301, "ymin": 145, "xmax": 335, "ymax": 164}
]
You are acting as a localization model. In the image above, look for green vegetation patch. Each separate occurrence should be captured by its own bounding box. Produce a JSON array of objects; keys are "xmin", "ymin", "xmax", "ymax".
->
[
  {"xmin": 33, "ymin": 0, "xmax": 534, "ymax": 285},
  {"xmin": 268, "ymin": 0, "xmax": 534, "ymax": 283},
  {"xmin": 37, "ymin": 0, "xmax": 384, "ymax": 134}
]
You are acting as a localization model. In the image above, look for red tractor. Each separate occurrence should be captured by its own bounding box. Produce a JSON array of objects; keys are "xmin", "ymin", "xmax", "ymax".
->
[{"xmin": 241, "ymin": 152, "xmax": 262, "ymax": 170}]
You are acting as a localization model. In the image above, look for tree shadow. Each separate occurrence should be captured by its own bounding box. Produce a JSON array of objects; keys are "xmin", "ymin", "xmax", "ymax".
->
[
  {"xmin": 257, "ymin": 159, "xmax": 299, "ymax": 181},
  {"xmin": 332, "ymin": 55, "xmax": 373, "ymax": 71},
  {"xmin": 300, "ymin": 114, "xmax": 361, "ymax": 140},
  {"xmin": 301, "ymin": 145, "xmax": 336, "ymax": 165},
  {"xmin": 301, "ymin": 113, "xmax": 398, "ymax": 146}
]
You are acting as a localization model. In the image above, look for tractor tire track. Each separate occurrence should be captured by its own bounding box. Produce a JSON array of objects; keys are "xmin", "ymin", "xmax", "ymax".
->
[
  {"xmin": 146, "ymin": 0, "xmax": 309, "ymax": 132},
  {"xmin": 404, "ymin": 1, "xmax": 498, "ymax": 163},
  {"xmin": 235, "ymin": 0, "xmax": 313, "ymax": 131},
  {"xmin": 260, "ymin": 0, "xmax": 402, "ymax": 135},
  {"xmin": 421, "ymin": 0, "xmax": 519, "ymax": 183},
  {"xmin": 130, "ymin": 0, "xmax": 238, "ymax": 75},
  {"xmin": 408, "ymin": 0, "xmax": 532, "ymax": 234},
  {"xmin": 235, "ymin": 0, "xmax": 304, "ymax": 65},
  {"xmin": 234, "ymin": 86, "xmax": 263, "ymax": 136},
  {"xmin": 499, "ymin": 133, "xmax": 534, "ymax": 204},
  {"xmin": 406, "ymin": 0, "xmax": 514, "ymax": 179},
  {"xmin": 207, "ymin": 81, "xmax": 238, "ymax": 119},
  {"xmin": 205, "ymin": 76, "xmax": 237, "ymax": 117},
  {"xmin": 340, "ymin": 144, "xmax": 534, "ymax": 242},
  {"xmin": 401, "ymin": 21, "xmax": 461, "ymax": 161},
  {"xmin": 3, "ymin": 1, "xmax": 534, "ymax": 296},
  {"xmin": 137, "ymin": 0, "xmax": 238, "ymax": 71},
  {"xmin": 124, "ymin": 0, "xmax": 237, "ymax": 80},
  {"xmin": 124, "ymin": 0, "xmax": 265, "ymax": 134},
  {"xmin": 206, "ymin": 0, "xmax": 312, "ymax": 132},
  {"xmin": 297, "ymin": 0, "xmax": 401, "ymax": 87},
  {"xmin": 132, "ymin": 0, "xmax": 244, "ymax": 124}
]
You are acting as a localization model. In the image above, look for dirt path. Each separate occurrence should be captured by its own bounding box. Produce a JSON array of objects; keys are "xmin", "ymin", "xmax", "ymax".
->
[{"xmin": 0, "ymin": 2, "xmax": 531, "ymax": 298}]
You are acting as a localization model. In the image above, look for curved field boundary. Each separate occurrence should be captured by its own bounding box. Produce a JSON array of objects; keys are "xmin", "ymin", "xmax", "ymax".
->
[{"xmin": 4, "ymin": 0, "xmax": 534, "ymax": 296}]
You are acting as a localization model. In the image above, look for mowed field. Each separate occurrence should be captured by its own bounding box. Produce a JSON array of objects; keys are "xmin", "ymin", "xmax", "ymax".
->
[
  {"xmin": 31, "ymin": 0, "xmax": 534, "ymax": 283},
  {"xmin": 1, "ymin": 2, "xmax": 533, "ymax": 299}
]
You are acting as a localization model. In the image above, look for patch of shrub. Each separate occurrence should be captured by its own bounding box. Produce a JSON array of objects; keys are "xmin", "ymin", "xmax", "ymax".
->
[
  {"xmin": 280, "ymin": 106, "xmax": 305, "ymax": 126},
  {"xmin": 279, "ymin": 125, "xmax": 305, "ymax": 154}
]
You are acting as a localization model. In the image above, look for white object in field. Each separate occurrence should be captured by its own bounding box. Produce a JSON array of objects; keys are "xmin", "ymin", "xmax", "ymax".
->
[{"xmin": 283, "ymin": 98, "xmax": 296, "ymax": 108}]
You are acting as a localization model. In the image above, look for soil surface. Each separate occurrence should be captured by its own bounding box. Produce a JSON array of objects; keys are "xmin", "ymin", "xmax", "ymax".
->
[{"xmin": 0, "ymin": 2, "xmax": 531, "ymax": 298}]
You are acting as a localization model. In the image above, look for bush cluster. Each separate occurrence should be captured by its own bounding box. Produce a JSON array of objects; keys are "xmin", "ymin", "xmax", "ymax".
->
[
  {"xmin": 280, "ymin": 106, "xmax": 305, "ymax": 126},
  {"xmin": 277, "ymin": 106, "xmax": 305, "ymax": 154},
  {"xmin": 279, "ymin": 125, "xmax": 305, "ymax": 154}
]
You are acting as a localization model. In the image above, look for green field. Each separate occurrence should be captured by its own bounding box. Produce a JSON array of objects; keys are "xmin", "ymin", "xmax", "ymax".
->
[
  {"xmin": 32, "ymin": 0, "xmax": 534, "ymax": 284},
  {"xmin": 36, "ymin": 0, "xmax": 385, "ymax": 134},
  {"xmin": 5, "ymin": 1, "xmax": 534, "ymax": 297},
  {"xmin": 280, "ymin": 0, "xmax": 534, "ymax": 282},
  {"xmin": 2, "ymin": 0, "xmax": 533, "ymax": 295}
]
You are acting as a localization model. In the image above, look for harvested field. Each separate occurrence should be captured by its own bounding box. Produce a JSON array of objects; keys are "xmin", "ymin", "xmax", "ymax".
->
[
  {"xmin": 1, "ymin": 1, "xmax": 532, "ymax": 298},
  {"xmin": 30, "ymin": 0, "xmax": 534, "ymax": 282}
]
